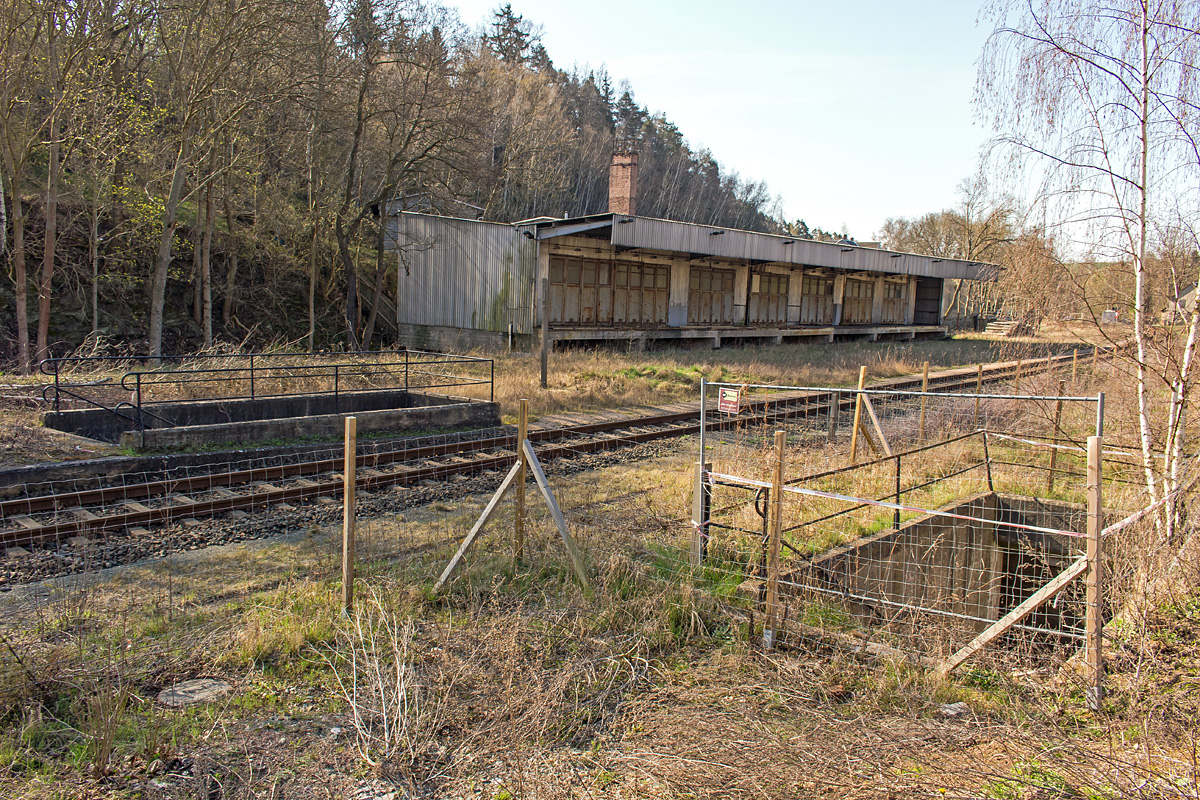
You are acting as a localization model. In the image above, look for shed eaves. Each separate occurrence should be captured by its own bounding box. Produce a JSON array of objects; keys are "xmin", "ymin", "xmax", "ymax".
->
[{"xmin": 534, "ymin": 214, "xmax": 996, "ymax": 282}]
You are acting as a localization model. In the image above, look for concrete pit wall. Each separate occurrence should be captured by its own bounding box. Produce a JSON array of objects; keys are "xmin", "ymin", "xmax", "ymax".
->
[
  {"xmin": 796, "ymin": 492, "xmax": 1084, "ymax": 631},
  {"xmin": 41, "ymin": 389, "xmax": 500, "ymax": 450}
]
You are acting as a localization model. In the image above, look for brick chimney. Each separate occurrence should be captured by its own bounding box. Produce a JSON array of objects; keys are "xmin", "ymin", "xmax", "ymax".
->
[{"xmin": 608, "ymin": 148, "xmax": 638, "ymax": 216}]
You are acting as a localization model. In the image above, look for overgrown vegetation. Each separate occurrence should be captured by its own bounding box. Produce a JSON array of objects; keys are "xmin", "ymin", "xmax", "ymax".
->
[{"xmin": 2, "ymin": 350, "xmax": 1198, "ymax": 798}]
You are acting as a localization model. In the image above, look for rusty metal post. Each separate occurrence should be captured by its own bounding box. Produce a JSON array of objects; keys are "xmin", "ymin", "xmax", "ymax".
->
[
  {"xmin": 893, "ymin": 455, "xmax": 902, "ymax": 528},
  {"xmin": 982, "ymin": 431, "xmax": 994, "ymax": 492},
  {"xmin": 540, "ymin": 277, "xmax": 549, "ymax": 389},
  {"xmin": 1086, "ymin": 435, "xmax": 1104, "ymax": 711},
  {"xmin": 827, "ymin": 391, "xmax": 838, "ymax": 443},
  {"xmin": 974, "ymin": 364, "xmax": 982, "ymax": 430},
  {"xmin": 690, "ymin": 461, "xmax": 712, "ymax": 567},
  {"xmin": 763, "ymin": 431, "xmax": 786, "ymax": 650}
]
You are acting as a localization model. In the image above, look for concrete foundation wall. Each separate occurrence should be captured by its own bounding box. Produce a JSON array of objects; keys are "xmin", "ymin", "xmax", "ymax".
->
[
  {"xmin": 798, "ymin": 492, "xmax": 1086, "ymax": 630},
  {"xmin": 44, "ymin": 389, "xmax": 498, "ymax": 449},
  {"xmin": 45, "ymin": 388, "xmax": 441, "ymax": 442},
  {"xmin": 805, "ymin": 493, "xmax": 1004, "ymax": 627}
]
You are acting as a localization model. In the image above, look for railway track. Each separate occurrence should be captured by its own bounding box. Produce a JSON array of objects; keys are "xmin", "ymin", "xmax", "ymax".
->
[{"xmin": 0, "ymin": 351, "xmax": 1089, "ymax": 550}]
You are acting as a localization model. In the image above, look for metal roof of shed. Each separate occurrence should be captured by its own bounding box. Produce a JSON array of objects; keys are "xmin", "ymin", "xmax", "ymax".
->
[{"xmin": 533, "ymin": 213, "xmax": 996, "ymax": 282}]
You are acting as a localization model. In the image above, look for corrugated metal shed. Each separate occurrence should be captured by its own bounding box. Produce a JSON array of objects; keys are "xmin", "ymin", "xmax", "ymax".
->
[
  {"xmin": 536, "ymin": 214, "xmax": 996, "ymax": 282},
  {"xmin": 392, "ymin": 214, "xmax": 538, "ymax": 334}
]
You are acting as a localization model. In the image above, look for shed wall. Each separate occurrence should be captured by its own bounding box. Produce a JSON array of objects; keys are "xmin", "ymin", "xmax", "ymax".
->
[{"xmin": 394, "ymin": 216, "xmax": 537, "ymax": 335}]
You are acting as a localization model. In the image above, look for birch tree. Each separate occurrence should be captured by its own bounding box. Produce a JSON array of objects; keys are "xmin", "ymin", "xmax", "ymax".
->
[{"xmin": 979, "ymin": 0, "xmax": 1200, "ymax": 537}]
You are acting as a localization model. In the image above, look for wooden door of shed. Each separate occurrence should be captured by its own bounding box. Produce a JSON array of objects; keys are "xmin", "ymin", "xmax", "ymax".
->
[
  {"xmin": 799, "ymin": 275, "xmax": 834, "ymax": 324},
  {"xmin": 747, "ymin": 273, "xmax": 789, "ymax": 325},
  {"xmin": 688, "ymin": 267, "xmax": 736, "ymax": 325},
  {"xmin": 842, "ymin": 278, "xmax": 874, "ymax": 325}
]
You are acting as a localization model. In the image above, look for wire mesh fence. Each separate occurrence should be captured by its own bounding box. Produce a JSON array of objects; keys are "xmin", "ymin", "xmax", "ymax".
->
[
  {"xmin": 0, "ymin": 352, "xmax": 1189, "ymax": 732},
  {"xmin": 673, "ymin": 365, "xmax": 1196, "ymax": 694}
]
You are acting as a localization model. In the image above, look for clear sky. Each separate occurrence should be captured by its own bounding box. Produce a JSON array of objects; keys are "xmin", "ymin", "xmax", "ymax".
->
[{"xmin": 449, "ymin": 0, "xmax": 997, "ymax": 239}]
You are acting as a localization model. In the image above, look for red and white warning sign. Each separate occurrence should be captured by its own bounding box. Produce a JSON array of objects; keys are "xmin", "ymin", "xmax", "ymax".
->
[{"xmin": 717, "ymin": 387, "xmax": 741, "ymax": 414}]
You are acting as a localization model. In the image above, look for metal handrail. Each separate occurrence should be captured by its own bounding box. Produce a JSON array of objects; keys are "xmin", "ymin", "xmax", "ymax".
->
[
  {"xmin": 42, "ymin": 384, "xmax": 139, "ymax": 424},
  {"xmin": 40, "ymin": 349, "xmax": 495, "ymax": 433}
]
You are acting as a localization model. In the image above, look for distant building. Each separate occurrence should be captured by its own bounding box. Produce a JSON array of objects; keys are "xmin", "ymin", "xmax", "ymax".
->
[
  {"xmin": 1162, "ymin": 284, "xmax": 1197, "ymax": 325},
  {"xmin": 385, "ymin": 154, "xmax": 997, "ymax": 351}
]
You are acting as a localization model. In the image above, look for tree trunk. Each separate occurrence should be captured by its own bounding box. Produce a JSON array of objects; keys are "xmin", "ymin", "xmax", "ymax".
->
[
  {"xmin": 1133, "ymin": 4, "xmax": 1159, "ymax": 512},
  {"xmin": 0, "ymin": 160, "xmax": 6, "ymax": 259},
  {"xmin": 90, "ymin": 205, "xmax": 100, "ymax": 336},
  {"xmin": 9, "ymin": 194, "xmax": 29, "ymax": 372},
  {"xmin": 335, "ymin": 216, "xmax": 360, "ymax": 350},
  {"xmin": 36, "ymin": 112, "xmax": 60, "ymax": 363},
  {"xmin": 222, "ymin": 195, "xmax": 238, "ymax": 326},
  {"xmin": 148, "ymin": 137, "xmax": 192, "ymax": 359},
  {"xmin": 191, "ymin": 221, "xmax": 202, "ymax": 325},
  {"xmin": 361, "ymin": 219, "xmax": 387, "ymax": 348},
  {"xmin": 201, "ymin": 174, "xmax": 214, "ymax": 348},
  {"xmin": 308, "ymin": 222, "xmax": 319, "ymax": 351}
]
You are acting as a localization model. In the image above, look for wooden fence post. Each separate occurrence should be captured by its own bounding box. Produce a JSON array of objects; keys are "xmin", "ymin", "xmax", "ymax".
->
[
  {"xmin": 1046, "ymin": 380, "xmax": 1065, "ymax": 494},
  {"xmin": 763, "ymin": 431, "xmax": 786, "ymax": 650},
  {"xmin": 918, "ymin": 360, "xmax": 930, "ymax": 444},
  {"xmin": 849, "ymin": 367, "xmax": 867, "ymax": 463},
  {"xmin": 1086, "ymin": 435, "xmax": 1104, "ymax": 710},
  {"xmin": 342, "ymin": 416, "xmax": 357, "ymax": 616},
  {"xmin": 1015, "ymin": 359, "xmax": 1023, "ymax": 394},
  {"xmin": 1072, "ymin": 348, "xmax": 1079, "ymax": 382},
  {"xmin": 515, "ymin": 399, "xmax": 528, "ymax": 561},
  {"xmin": 974, "ymin": 364, "xmax": 982, "ymax": 430}
]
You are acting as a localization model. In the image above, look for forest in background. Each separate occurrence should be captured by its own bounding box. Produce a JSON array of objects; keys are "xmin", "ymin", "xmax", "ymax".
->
[
  {"xmin": 0, "ymin": 0, "xmax": 869, "ymax": 368},
  {"xmin": 3, "ymin": 0, "xmax": 1191, "ymax": 373}
]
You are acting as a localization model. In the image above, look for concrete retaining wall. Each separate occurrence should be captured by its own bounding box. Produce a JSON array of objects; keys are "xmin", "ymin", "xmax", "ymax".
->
[
  {"xmin": 796, "ymin": 492, "xmax": 1085, "ymax": 631},
  {"xmin": 43, "ymin": 389, "xmax": 475, "ymax": 443},
  {"xmin": 41, "ymin": 388, "xmax": 499, "ymax": 450},
  {"xmin": 802, "ymin": 493, "xmax": 1003, "ymax": 628},
  {"xmin": 118, "ymin": 399, "xmax": 499, "ymax": 450}
]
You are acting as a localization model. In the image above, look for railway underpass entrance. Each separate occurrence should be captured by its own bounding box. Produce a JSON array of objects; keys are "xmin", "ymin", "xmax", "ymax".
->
[{"xmin": 686, "ymin": 374, "xmax": 1144, "ymax": 699}]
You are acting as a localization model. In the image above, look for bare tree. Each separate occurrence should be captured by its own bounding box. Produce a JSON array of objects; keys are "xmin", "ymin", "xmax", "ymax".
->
[
  {"xmin": 0, "ymin": 0, "xmax": 45, "ymax": 371},
  {"xmin": 332, "ymin": 0, "xmax": 480, "ymax": 349},
  {"xmin": 143, "ymin": 0, "xmax": 287, "ymax": 359},
  {"xmin": 980, "ymin": 0, "xmax": 1200, "ymax": 539}
]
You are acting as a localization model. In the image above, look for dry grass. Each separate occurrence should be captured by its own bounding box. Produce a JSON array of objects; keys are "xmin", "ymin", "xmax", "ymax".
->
[
  {"xmin": 485, "ymin": 336, "xmax": 1071, "ymax": 421},
  {"xmin": 0, "ymin": 439, "xmax": 1195, "ymax": 798},
  {"xmin": 5, "ymin": 336, "xmax": 1199, "ymax": 798},
  {"xmin": 0, "ymin": 334, "xmax": 1075, "ymax": 467}
]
